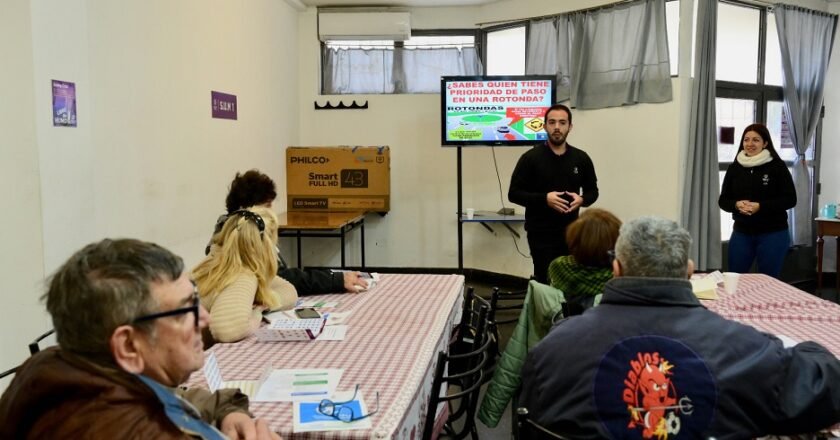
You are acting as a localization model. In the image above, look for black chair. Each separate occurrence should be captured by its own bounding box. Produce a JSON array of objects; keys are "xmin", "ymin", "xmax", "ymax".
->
[
  {"xmin": 0, "ymin": 366, "xmax": 18, "ymax": 380},
  {"xmin": 487, "ymin": 287, "xmax": 528, "ymax": 372},
  {"xmin": 422, "ymin": 299, "xmax": 492, "ymax": 440},
  {"xmin": 515, "ymin": 407, "xmax": 570, "ymax": 440},
  {"xmin": 29, "ymin": 329, "xmax": 55, "ymax": 355}
]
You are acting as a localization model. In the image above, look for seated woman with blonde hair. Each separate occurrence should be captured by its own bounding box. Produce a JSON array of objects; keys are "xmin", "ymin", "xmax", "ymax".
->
[
  {"xmin": 548, "ymin": 207, "xmax": 621, "ymax": 316},
  {"xmin": 193, "ymin": 206, "xmax": 297, "ymax": 343}
]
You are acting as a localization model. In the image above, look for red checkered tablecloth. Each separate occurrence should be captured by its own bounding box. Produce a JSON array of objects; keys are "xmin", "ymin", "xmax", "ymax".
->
[
  {"xmin": 701, "ymin": 274, "xmax": 840, "ymax": 357},
  {"xmin": 186, "ymin": 274, "xmax": 465, "ymax": 439}
]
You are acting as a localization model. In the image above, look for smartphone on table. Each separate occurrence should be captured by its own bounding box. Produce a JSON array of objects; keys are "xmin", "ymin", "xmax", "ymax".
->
[{"xmin": 295, "ymin": 307, "xmax": 321, "ymax": 319}]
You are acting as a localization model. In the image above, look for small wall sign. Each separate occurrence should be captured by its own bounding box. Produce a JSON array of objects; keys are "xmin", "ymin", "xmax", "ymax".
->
[
  {"xmin": 52, "ymin": 80, "xmax": 77, "ymax": 127},
  {"xmin": 211, "ymin": 91, "xmax": 237, "ymax": 120}
]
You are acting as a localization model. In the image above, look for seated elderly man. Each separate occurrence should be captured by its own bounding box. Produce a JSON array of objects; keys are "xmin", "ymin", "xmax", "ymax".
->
[
  {"xmin": 520, "ymin": 216, "xmax": 840, "ymax": 439},
  {"xmin": 0, "ymin": 239, "xmax": 280, "ymax": 440}
]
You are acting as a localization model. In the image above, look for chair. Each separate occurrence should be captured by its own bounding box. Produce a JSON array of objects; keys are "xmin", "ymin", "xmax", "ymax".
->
[
  {"xmin": 422, "ymin": 298, "xmax": 492, "ymax": 440},
  {"xmin": 488, "ymin": 286, "xmax": 527, "ymax": 361},
  {"xmin": 29, "ymin": 329, "xmax": 55, "ymax": 355},
  {"xmin": 515, "ymin": 407, "xmax": 569, "ymax": 440}
]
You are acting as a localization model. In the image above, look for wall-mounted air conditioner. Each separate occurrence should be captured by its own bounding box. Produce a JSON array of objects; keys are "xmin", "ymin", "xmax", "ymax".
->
[{"xmin": 318, "ymin": 10, "xmax": 411, "ymax": 41}]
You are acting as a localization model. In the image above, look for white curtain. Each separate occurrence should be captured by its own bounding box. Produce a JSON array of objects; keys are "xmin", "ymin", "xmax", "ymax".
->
[
  {"xmin": 525, "ymin": 0, "xmax": 672, "ymax": 109},
  {"xmin": 774, "ymin": 5, "xmax": 838, "ymax": 245},
  {"xmin": 324, "ymin": 47, "xmax": 481, "ymax": 94},
  {"xmin": 680, "ymin": 0, "xmax": 721, "ymax": 270},
  {"xmin": 526, "ymin": 18, "xmax": 571, "ymax": 102}
]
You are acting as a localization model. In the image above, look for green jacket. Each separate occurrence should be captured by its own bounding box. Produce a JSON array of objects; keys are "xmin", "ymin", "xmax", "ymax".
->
[{"xmin": 477, "ymin": 280, "xmax": 567, "ymax": 428}]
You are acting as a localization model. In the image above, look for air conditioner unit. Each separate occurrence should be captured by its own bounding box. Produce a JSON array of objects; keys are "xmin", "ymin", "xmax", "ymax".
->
[{"xmin": 318, "ymin": 11, "xmax": 411, "ymax": 41}]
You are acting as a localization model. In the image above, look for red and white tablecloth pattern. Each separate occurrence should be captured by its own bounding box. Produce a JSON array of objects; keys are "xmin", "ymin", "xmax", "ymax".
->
[
  {"xmin": 701, "ymin": 274, "xmax": 840, "ymax": 357},
  {"xmin": 186, "ymin": 273, "xmax": 465, "ymax": 439}
]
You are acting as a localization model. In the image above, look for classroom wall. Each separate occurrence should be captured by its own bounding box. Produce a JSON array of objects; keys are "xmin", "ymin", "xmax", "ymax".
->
[
  {"xmin": 0, "ymin": 0, "xmax": 300, "ymax": 388},
  {"xmin": 295, "ymin": 0, "xmax": 836, "ymax": 278},
  {"xmin": 0, "ymin": 0, "xmax": 48, "ymax": 389},
  {"xmin": 296, "ymin": 0, "xmax": 683, "ymax": 277}
]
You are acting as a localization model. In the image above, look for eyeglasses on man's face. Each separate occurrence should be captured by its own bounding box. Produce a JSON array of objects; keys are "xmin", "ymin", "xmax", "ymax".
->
[
  {"xmin": 132, "ymin": 286, "xmax": 200, "ymax": 329},
  {"xmin": 317, "ymin": 384, "xmax": 380, "ymax": 423}
]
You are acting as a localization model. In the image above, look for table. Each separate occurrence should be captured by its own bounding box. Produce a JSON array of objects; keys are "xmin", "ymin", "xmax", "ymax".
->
[
  {"xmin": 278, "ymin": 211, "xmax": 366, "ymax": 269},
  {"xmin": 701, "ymin": 273, "xmax": 840, "ymax": 356},
  {"xmin": 816, "ymin": 217, "xmax": 840, "ymax": 292},
  {"xmin": 187, "ymin": 274, "xmax": 465, "ymax": 439}
]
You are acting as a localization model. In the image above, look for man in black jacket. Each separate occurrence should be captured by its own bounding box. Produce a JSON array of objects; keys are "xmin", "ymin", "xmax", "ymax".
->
[
  {"xmin": 508, "ymin": 104, "xmax": 599, "ymax": 283},
  {"xmin": 520, "ymin": 216, "xmax": 840, "ymax": 439},
  {"xmin": 207, "ymin": 170, "xmax": 367, "ymax": 295}
]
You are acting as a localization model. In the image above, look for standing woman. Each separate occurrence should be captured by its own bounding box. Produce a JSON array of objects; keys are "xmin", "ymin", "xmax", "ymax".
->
[
  {"xmin": 193, "ymin": 206, "xmax": 298, "ymax": 343},
  {"xmin": 719, "ymin": 123, "xmax": 796, "ymax": 278}
]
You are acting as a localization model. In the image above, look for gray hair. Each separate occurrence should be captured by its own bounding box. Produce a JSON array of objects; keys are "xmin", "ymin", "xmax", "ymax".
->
[
  {"xmin": 42, "ymin": 239, "xmax": 184, "ymax": 355},
  {"xmin": 614, "ymin": 216, "xmax": 692, "ymax": 278}
]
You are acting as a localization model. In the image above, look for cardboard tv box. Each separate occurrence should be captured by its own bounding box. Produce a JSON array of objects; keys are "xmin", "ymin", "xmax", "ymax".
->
[{"xmin": 286, "ymin": 146, "xmax": 390, "ymax": 212}]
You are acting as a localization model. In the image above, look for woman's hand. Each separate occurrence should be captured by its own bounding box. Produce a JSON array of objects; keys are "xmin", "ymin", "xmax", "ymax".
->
[
  {"xmin": 343, "ymin": 272, "xmax": 370, "ymax": 293},
  {"xmin": 736, "ymin": 200, "xmax": 760, "ymax": 215}
]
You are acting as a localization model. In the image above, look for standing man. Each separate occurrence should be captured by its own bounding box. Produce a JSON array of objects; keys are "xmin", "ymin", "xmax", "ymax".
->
[
  {"xmin": 509, "ymin": 104, "xmax": 599, "ymax": 282},
  {"xmin": 0, "ymin": 239, "xmax": 281, "ymax": 439}
]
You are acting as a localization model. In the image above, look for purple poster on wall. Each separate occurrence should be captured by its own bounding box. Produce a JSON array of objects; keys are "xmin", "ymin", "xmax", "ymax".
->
[
  {"xmin": 52, "ymin": 80, "xmax": 77, "ymax": 127},
  {"xmin": 211, "ymin": 91, "xmax": 237, "ymax": 120}
]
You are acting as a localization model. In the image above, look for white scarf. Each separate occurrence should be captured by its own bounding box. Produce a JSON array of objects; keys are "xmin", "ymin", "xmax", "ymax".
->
[{"xmin": 736, "ymin": 149, "xmax": 772, "ymax": 168}]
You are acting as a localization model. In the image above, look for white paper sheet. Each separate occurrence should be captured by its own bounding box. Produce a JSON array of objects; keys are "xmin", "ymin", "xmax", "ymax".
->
[
  {"xmin": 252, "ymin": 369, "xmax": 343, "ymax": 402},
  {"xmin": 316, "ymin": 325, "xmax": 347, "ymax": 341}
]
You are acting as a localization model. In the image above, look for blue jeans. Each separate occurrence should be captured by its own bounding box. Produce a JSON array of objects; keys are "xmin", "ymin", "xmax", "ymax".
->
[{"xmin": 727, "ymin": 229, "xmax": 791, "ymax": 278}]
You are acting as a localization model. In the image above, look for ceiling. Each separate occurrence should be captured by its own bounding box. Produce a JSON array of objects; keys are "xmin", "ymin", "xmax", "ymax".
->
[
  {"xmin": 298, "ymin": 0, "xmax": 499, "ymax": 7},
  {"xmin": 298, "ymin": 0, "xmax": 840, "ymax": 8}
]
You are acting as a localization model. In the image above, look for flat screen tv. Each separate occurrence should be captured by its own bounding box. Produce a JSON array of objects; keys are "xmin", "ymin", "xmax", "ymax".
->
[{"xmin": 441, "ymin": 75, "xmax": 556, "ymax": 146}]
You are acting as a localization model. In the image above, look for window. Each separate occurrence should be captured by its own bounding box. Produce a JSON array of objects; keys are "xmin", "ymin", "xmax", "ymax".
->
[
  {"xmin": 715, "ymin": 1, "xmax": 818, "ymax": 241},
  {"xmin": 485, "ymin": 25, "xmax": 526, "ymax": 75},
  {"xmin": 321, "ymin": 31, "xmax": 480, "ymax": 94},
  {"xmin": 665, "ymin": 0, "xmax": 680, "ymax": 76}
]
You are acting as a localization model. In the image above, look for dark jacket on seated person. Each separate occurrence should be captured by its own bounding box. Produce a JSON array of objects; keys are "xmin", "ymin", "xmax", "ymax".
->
[
  {"xmin": 0, "ymin": 347, "xmax": 249, "ymax": 439},
  {"xmin": 208, "ymin": 213, "xmax": 344, "ymax": 294},
  {"xmin": 520, "ymin": 277, "xmax": 840, "ymax": 439}
]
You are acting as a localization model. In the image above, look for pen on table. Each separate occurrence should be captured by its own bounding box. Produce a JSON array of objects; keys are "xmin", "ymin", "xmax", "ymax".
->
[{"xmin": 290, "ymin": 391, "xmax": 328, "ymax": 397}]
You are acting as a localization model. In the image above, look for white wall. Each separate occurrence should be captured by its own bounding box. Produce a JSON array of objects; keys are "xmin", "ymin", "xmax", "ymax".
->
[
  {"xmin": 0, "ymin": 0, "xmax": 48, "ymax": 387},
  {"xmin": 296, "ymin": 0, "xmax": 682, "ymax": 278},
  {"xmin": 820, "ymin": 2, "xmax": 840, "ymax": 272},
  {"xmin": 0, "ymin": 0, "xmax": 300, "ymax": 390},
  {"xmin": 28, "ymin": 0, "xmax": 300, "ymax": 273}
]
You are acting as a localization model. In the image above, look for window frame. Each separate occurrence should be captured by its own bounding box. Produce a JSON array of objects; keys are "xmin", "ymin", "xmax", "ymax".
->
[{"xmin": 715, "ymin": 0, "xmax": 823, "ymax": 244}]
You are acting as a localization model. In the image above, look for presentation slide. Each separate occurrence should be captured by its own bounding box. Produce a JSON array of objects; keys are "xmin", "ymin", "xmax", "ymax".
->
[{"xmin": 441, "ymin": 76, "xmax": 555, "ymax": 146}]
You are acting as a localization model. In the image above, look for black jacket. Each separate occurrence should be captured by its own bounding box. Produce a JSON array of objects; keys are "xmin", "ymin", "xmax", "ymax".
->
[
  {"xmin": 719, "ymin": 157, "xmax": 796, "ymax": 234},
  {"xmin": 508, "ymin": 143, "xmax": 598, "ymax": 233},
  {"xmin": 520, "ymin": 277, "xmax": 840, "ymax": 439}
]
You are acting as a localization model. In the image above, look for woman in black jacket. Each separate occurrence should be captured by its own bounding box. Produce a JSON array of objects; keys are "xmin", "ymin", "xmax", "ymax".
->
[{"xmin": 718, "ymin": 124, "xmax": 796, "ymax": 278}]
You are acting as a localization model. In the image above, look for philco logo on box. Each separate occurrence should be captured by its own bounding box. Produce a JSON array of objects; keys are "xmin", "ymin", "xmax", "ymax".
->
[{"xmin": 290, "ymin": 156, "xmax": 330, "ymax": 164}]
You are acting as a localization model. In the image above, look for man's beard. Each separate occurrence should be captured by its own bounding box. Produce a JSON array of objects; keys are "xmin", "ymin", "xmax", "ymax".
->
[{"xmin": 549, "ymin": 132, "xmax": 566, "ymax": 145}]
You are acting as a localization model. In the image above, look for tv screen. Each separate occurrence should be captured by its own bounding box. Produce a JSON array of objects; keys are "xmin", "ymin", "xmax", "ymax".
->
[{"xmin": 441, "ymin": 75, "xmax": 556, "ymax": 146}]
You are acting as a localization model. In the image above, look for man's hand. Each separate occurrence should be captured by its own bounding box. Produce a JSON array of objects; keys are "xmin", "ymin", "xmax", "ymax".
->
[
  {"xmin": 221, "ymin": 412, "xmax": 282, "ymax": 440},
  {"xmin": 564, "ymin": 191, "xmax": 583, "ymax": 212},
  {"xmin": 343, "ymin": 271, "xmax": 369, "ymax": 293},
  {"xmin": 546, "ymin": 191, "xmax": 570, "ymax": 213},
  {"xmin": 546, "ymin": 191, "xmax": 582, "ymax": 214}
]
